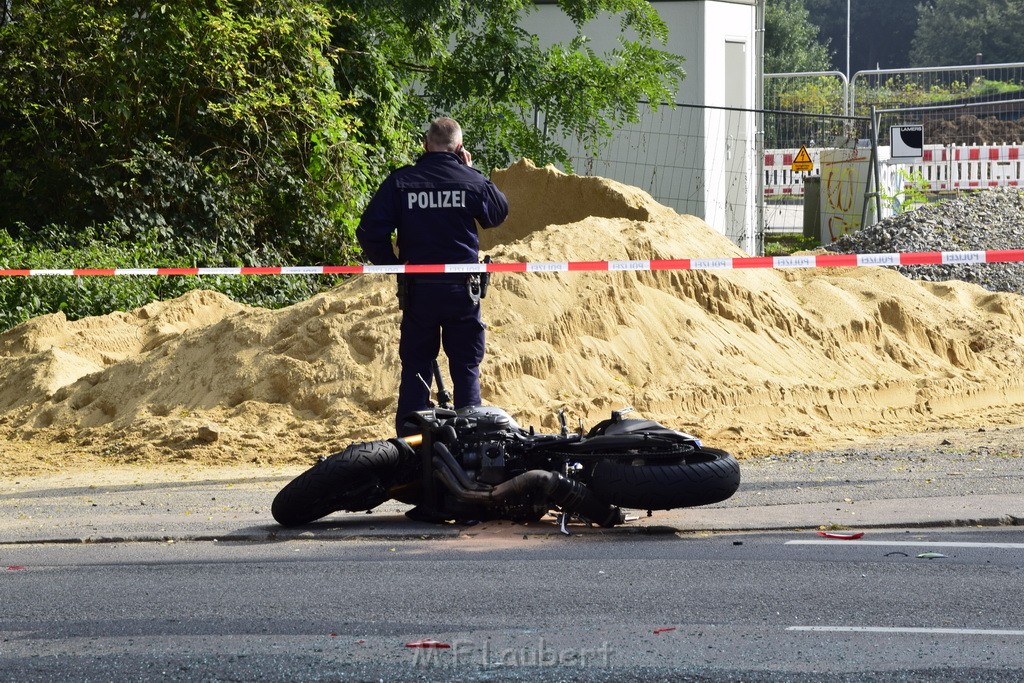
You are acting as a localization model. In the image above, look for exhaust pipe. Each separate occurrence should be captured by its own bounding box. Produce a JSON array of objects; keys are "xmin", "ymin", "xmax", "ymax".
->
[{"xmin": 432, "ymin": 444, "xmax": 623, "ymax": 528}]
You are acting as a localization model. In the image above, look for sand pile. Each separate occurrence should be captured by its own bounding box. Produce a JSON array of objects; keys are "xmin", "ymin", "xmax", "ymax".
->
[{"xmin": 3, "ymin": 159, "xmax": 1024, "ymax": 475}]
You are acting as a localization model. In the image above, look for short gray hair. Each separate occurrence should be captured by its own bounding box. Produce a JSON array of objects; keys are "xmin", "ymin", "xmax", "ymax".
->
[{"xmin": 425, "ymin": 117, "xmax": 463, "ymax": 151}]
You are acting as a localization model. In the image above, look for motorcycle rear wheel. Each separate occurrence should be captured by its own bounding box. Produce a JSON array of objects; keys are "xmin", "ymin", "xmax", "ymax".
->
[
  {"xmin": 587, "ymin": 447, "xmax": 740, "ymax": 511},
  {"xmin": 271, "ymin": 440, "xmax": 405, "ymax": 527}
]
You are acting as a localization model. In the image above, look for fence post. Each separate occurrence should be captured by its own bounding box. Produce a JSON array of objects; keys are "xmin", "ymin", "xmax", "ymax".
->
[{"xmin": 860, "ymin": 106, "xmax": 883, "ymax": 229}]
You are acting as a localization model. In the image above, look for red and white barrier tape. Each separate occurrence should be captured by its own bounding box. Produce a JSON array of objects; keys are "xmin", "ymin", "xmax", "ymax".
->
[{"xmin": 3, "ymin": 250, "xmax": 1024, "ymax": 277}]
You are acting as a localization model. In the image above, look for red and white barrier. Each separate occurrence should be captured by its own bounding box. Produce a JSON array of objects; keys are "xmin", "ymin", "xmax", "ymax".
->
[
  {"xmin": 908, "ymin": 144, "xmax": 1022, "ymax": 191},
  {"xmin": 4, "ymin": 249, "xmax": 1024, "ymax": 278},
  {"xmin": 765, "ymin": 143, "xmax": 1024, "ymax": 196},
  {"xmin": 763, "ymin": 148, "xmax": 819, "ymax": 196}
]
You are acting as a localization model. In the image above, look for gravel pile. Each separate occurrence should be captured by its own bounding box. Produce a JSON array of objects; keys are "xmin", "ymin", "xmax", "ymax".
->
[{"xmin": 827, "ymin": 188, "xmax": 1024, "ymax": 296}]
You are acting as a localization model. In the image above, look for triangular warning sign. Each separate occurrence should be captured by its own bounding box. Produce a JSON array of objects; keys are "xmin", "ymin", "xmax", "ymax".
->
[{"xmin": 792, "ymin": 145, "xmax": 814, "ymax": 172}]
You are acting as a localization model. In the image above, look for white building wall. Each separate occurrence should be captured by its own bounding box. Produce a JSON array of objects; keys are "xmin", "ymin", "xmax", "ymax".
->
[
  {"xmin": 703, "ymin": 1, "xmax": 758, "ymax": 250},
  {"xmin": 519, "ymin": 1, "xmax": 759, "ymax": 252}
]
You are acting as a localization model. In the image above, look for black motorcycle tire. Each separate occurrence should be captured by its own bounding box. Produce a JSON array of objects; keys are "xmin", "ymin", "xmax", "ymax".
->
[
  {"xmin": 587, "ymin": 447, "xmax": 740, "ymax": 511},
  {"xmin": 271, "ymin": 440, "xmax": 405, "ymax": 527}
]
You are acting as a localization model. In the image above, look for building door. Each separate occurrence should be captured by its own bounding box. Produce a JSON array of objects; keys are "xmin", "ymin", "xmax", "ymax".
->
[{"xmin": 724, "ymin": 39, "xmax": 750, "ymax": 250}]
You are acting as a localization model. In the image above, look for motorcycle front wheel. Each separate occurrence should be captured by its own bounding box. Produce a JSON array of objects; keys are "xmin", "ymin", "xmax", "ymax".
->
[
  {"xmin": 586, "ymin": 447, "xmax": 740, "ymax": 511},
  {"xmin": 271, "ymin": 440, "xmax": 406, "ymax": 527}
]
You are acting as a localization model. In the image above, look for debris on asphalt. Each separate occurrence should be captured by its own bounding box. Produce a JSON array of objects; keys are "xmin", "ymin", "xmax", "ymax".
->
[
  {"xmin": 405, "ymin": 640, "xmax": 452, "ymax": 649},
  {"xmin": 817, "ymin": 531, "xmax": 865, "ymax": 540},
  {"xmin": 916, "ymin": 551, "xmax": 947, "ymax": 559}
]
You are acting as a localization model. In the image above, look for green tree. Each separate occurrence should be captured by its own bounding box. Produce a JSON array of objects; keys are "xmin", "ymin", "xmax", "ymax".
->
[
  {"xmin": 1, "ymin": 0, "xmax": 684, "ymax": 262},
  {"xmin": 805, "ymin": 0, "xmax": 918, "ymax": 73},
  {"xmin": 327, "ymin": 0, "xmax": 686, "ymax": 173},
  {"xmin": 765, "ymin": 0, "xmax": 831, "ymax": 74},
  {"xmin": 764, "ymin": 0, "xmax": 839, "ymax": 144},
  {"xmin": 0, "ymin": 0, "xmax": 686, "ymax": 332},
  {"xmin": 0, "ymin": 0, "xmax": 368, "ymax": 265},
  {"xmin": 912, "ymin": 0, "xmax": 1024, "ymax": 67}
]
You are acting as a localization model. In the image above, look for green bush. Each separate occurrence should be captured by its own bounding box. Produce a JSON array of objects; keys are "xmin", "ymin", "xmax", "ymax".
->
[
  {"xmin": 0, "ymin": 0, "xmax": 368, "ymax": 266},
  {"xmin": 0, "ymin": 226, "xmax": 342, "ymax": 333},
  {"xmin": 0, "ymin": 0, "xmax": 690, "ymax": 333}
]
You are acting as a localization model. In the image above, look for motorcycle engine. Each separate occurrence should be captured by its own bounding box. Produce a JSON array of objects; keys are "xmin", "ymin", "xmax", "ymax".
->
[
  {"xmin": 454, "ymin": 405, "xmax": 524, "ymax": 433},
  {"xmin": 450, "ymin": 406, "xmax": 527, "ymax": 485}
]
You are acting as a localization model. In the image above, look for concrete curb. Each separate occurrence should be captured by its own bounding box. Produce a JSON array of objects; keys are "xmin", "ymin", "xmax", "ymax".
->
[
  {"xmin": 3, "ymin": 455, "xmax": 1022, "ymax": 544},
  {"xmin": 2, "ymin": 498, "xmax": 1021, "ymax": 546}
]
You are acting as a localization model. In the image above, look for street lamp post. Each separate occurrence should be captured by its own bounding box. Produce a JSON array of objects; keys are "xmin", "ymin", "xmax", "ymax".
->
[{"xmin": 846, "ymin": 0, "xmax": 851, "ymax": 80}]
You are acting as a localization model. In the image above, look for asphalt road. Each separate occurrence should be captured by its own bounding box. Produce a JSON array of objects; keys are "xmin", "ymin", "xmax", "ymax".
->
[
  {"xmin": 3, "ymin": 428, "xmax": 1022, "ymax": 545},
  {"xmin": 2, "ymin": 426, "xmax": 1023, "ymax": 680},
  {"xmin": 2, "ymin": 529, "xmax": 1024, "ymax": 681}
]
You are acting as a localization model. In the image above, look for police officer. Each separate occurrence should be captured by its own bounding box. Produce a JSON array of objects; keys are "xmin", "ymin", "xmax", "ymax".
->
[{"xmin": 357, "ymin": 117, "xmax": 509, "ymax": 435}]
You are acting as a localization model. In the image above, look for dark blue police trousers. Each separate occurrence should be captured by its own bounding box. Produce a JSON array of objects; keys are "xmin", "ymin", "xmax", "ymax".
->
[{"xmin": 396, "ymin": 282, "xmax": 485, "ymax": 435}]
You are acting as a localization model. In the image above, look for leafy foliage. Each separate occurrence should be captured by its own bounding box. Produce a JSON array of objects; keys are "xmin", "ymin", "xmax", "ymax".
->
[
  {"xmin": 763, "ymin": 2, "xmax": 838, "ymax": 148},
  {"xmin": 763, "ymin": 232, "xmax": 819, "ymax": 257},
  {"xmin": 881, "ymin": 169, "xmax": 931, "ymax": 215},
  {"xmin": 0, "ymin": 226, "xmax": 339, "ymax": 332},
  {"xmin": 327, "ymin": 0, "xmax": 685, "ymax": 172},
  {"xmin": 0, "ymin": 0, "xmax": 685, "ymax": 333},
  {"xmin": 854, "ymin": 76, "xmax": 1024, "ymax": 112},
  {"xmin": 765, "ymin": 0, "xmax": 831, "ymax": 75},
  {"xmin": 804, "ymin": 0, "xmax": 918, "ymax": 74},
  {"xmin": 912, "ymin": 0, "xmax": 1024, "ymax": 67},
  {"xmin": 0, "ymin": 0, "xmax": 368, "ymax": 266},
  {"xmin": 805, "ymin": 0, "xmax": 1024, "ymax": 73}
]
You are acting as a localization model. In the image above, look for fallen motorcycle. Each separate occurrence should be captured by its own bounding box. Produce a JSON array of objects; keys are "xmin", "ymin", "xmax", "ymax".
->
[{"xmin": 272, "ymin": 364, "xmax": 740, "ymax": 530}]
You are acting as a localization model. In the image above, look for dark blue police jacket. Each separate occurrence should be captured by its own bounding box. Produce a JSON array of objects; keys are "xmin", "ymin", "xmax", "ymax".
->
[{"xmin": 357, "ymin": 151, "xmax": 509, "ymax": 266}]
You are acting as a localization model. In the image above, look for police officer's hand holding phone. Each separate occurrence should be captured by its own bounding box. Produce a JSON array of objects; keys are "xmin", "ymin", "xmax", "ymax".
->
[{"xmin": 456, "ymin": 144, "xmax": 472, "ymax": 167}]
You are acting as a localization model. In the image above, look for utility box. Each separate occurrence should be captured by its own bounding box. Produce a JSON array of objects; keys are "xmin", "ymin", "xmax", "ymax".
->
[
  {"xmin": 802, "ymin": 176, "xmax": 821, "ymax": 240},
  {"xmin": 818, "ymin": 148, "xmax": 873, "ymax": 244}
]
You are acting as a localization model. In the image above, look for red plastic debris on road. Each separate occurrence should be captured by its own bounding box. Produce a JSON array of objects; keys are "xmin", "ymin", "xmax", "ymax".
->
[
  {"xmin": 817, "ymin": 531, "xmax": 865, "ymax": 540},
  {"xmin": 654, "ymin": 627, "xmax": 677, "ymax": 634},
  {"xmin": 405, "ymin": 640, "xmax": 452, "ymax": 649}
]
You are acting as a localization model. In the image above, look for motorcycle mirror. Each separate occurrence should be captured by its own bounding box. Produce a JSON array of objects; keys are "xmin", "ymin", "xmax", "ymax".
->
[{"xmin": 611, "ymin": 407, "xmax": 634, "ymax": 422}]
